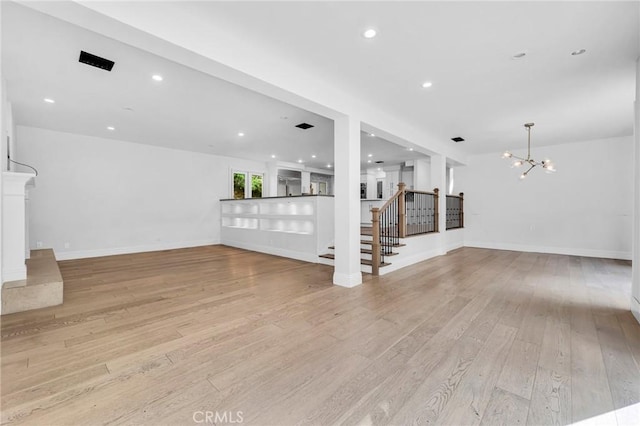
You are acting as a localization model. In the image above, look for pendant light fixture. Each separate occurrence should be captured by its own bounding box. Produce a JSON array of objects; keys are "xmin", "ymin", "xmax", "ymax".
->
[{"xmin": 501, "ymin": 123, "xmax": 556, "ymax": 179}]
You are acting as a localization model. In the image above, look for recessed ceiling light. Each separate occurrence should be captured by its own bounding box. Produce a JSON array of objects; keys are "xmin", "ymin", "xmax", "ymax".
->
[
  {"xmin": 571, "ymin": 49, "xmax": 586, "ymax": 56},
  {"xmin": 311, "ymin": 154, "xmax": 316, "ymax": 158},
  {"xmin": 237, "ymin": 132, "xmax": 245, "ymax": 137},
  {"xmin": 377, "ymin": 167, "xmax": 381, "ymax": 171},
  {"xmin": 421, "ymin": 81, "xmax": 433, "ymax": 88},
  {"xmin": 368, "ymin": 153, "xmax": 373, "ymax": 157},
  {"xmin": 107, "ymin": 126, "xmax": 115, "ymax": 131},
  {"xmin": 369, "ymin": 133, "xmax": 376, "ymax": 137},
  {"xmin": 327, "ymin": 164, "xmax": 332, "ymax": 168},
  {"xmin": 271, "ymin": 154, "xmax": 276, "ymax": 159},
  {"xmin": 367, "ymin": 160, "xmax": 372, "ymax": 163},
  {"xmin": 408, "ymin": 148, "xmax": 414, "ymax": 151},
  {"xmin": 152, "ymin": 74, "xmax": 163, "ymax": 82},
  {"xmin": 363, "ymin": 28, "xmax": 377, "ymax": 39},
  {"xmin": 298, "ymin": 159, "xmax": 303, "ymax": 163},
  {"xmin": 511, "ymin": 52, "xmax": 527, "ymax": 60},
  {"xmin": 43, "ymin": 98, "xmax": 55, "ymax": 104}
]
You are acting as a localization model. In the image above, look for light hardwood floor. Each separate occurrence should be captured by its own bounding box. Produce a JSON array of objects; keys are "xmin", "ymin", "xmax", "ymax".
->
[{"xmin": 1, "ymin": 246, "xmax": 638, "ymax": 425}]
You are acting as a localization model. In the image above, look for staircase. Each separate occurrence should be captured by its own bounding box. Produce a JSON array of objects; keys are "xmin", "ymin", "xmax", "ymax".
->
[
  {"xmin": 319, "ymin": 183, "xmax": 439, "ymax": 276},
  {"xmin": 319, "ymin": 225, "xmax": 404, "ymax": 273},
  {"xmin": 2, "ymin": 249, "xmax": 64, "ymax": 315}
]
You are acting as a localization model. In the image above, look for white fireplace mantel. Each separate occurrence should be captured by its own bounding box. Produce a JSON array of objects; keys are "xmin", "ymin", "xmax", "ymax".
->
[{"xmin": 2, "ymin": 171, "xmax": 36, "ymax": 283}]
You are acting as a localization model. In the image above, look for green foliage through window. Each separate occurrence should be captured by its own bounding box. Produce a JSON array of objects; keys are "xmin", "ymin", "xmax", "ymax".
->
[
  {"xmin": 251, "ymin": 175, "xmax": 262, "ymax": 198},
  {"xmin": 234, "ymin": 173, "xmax": 245, "ymax": 199},
  {"xmin": 234, "ymin": 172, "xmax": 262, "ymax": 199}
]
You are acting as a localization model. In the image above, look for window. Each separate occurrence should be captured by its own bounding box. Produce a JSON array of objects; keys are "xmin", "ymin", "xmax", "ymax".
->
[
  {"xmin": 232, "ymin": 171, "xmax": 263, "ymax": 199},
  {"xmin": 251, "ymin": 174, "xmax": 263, "ymax": 198}
]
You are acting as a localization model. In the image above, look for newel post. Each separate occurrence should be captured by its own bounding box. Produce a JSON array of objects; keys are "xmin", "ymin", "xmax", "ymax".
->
[
  {"xmin": 371, "ymin": 207, "xmax": 380, "ymax": 276},
  {"xmin": 459, "ymin": 192, "xmax": 464, "ymax": 228},
  {"xmin": 433, "ymin": 187, "xmax": 440, "ymax": 233},
  {"xmin": 397, "ymin": 182, "xmax": 406, "ymax": 238}
]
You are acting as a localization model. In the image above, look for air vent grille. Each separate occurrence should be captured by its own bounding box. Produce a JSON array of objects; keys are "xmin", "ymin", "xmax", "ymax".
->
[
  {"xmin": 451, "ymin": 137, "xmax": 465, "ymax": 143},
  {"xmin": 79, "ymin": 51, "xmax": 115, "ymax": 71},
  {"xmin": 295, "ymin": 122, "xmax": 314, "ymax": 130}
]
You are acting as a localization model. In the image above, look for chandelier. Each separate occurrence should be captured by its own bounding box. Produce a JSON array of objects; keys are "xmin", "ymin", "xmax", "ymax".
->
[{"xmin": 502, "ymin": 123, "xmax": 555, "ymax": 179}]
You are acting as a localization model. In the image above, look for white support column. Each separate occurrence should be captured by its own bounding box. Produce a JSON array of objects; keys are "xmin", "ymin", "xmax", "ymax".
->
[
  {"xmin": 431, "ymin": 154, "xmax": 447, "ymax": 255},
  {"xmin": 366, "ymin": 170, "xmax": 377, "ymax": 200},
  {"xmin": 333, "ymin": 114, "xmax": 362, "ymax": 287},
  {"xmin": 301, "ymin": 171, "xmax": 311, "ymax": 194},
  {"xmin": 266, "ymin": 162, "xmax": 278, "ymax": 198},
  {"xmin": 631, "ymin": 57, "xmax": 640, "ymax": 324},
  {"xmin": 383, "ymin": 165, "xmax": 401, "ymax": 199},
  {"xmin": 414, "ymin": 158, "xmax": 431, "ymax": 191}
]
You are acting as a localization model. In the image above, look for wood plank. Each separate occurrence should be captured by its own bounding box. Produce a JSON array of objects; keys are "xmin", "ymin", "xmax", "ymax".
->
[
  {"xmin": 594, "ymin": 313, "xmax": 640, "ymax": 426},
  {"xmin": 569, "ymin": 286, "xmax": 616, "ymax": 424},
  {"xmin": 429, "ymin": 323, "xmax": 518, "ymax": 425},
  {"xmin": 527, "ymin": 308, "xmax": 572, "ymax": 425},
  {"xmin": 495, "ymin": 339, "xmax": 540, "ymax": 400},
  {"xmin": 480, "ymin": 387, "xmax": 530, "ymax": 426},
  {"xmin": 0, "ymin": 246, "xmax": 634, "ymax": 425}
]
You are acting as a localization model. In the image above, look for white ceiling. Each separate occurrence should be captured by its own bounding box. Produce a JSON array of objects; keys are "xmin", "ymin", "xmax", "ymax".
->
[
  {"xmin": 1, "ymin": 2, "xmax": 428, "ymax": 171},
  {"xmin": 185, "ymin": 1, "xmax": 638, "ymax": 153},
  {"xmin": 3, "ymin": 1, "xmax": 638, "ymax": 168}
]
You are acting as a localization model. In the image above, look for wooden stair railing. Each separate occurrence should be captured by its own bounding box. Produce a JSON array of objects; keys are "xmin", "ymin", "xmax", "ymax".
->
[
  {"xmin": 371, "ymin": 183, "xmax": 405, "ymax": 276},
  {"xmin": 371, "ymin": 183, "xmax": 440, "ymax": 275}
]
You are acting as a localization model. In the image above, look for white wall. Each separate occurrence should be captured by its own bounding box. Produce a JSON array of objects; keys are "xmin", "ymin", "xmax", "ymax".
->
[
  {"xmin": 383, "ymin": 166, "xmax": 400, "ymax": 199},
  {"xmin": 632, "ymin": 57, "xmax": 640, "ymax": 323},
  {"xmin": 457, "ymin": 136, "xmax": 634, "ymax": 259},
  {"xmin": 401, "ymin": 167, "xmax": 414, "ymax": 189},
  {"xmin": 414, "ymin": 158, "xmax": 431, "ymax": 191},
  {"xmin": 17, "ymin": 126, "xmax": 268, "ymax": 260}
]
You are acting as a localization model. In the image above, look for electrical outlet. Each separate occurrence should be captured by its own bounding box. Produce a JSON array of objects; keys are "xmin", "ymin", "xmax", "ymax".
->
[
  {"xmin": 64, "ymin": 242, "xmax": 70, "ymax": 249},
  {"xmin": 36, "ymin": 241, "xmax": 43, "ymax": 248}
]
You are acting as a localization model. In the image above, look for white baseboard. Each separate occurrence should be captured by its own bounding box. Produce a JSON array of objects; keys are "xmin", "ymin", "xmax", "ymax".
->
[
  {"xmin": 446, "ymin": 240, "xmax": 465, "ymax": 252},
  {"xmin": 221, "ymin": 240, "xmax": 319, "ymax": 264},
  {"xmin": 378, "ymin": 248, "xmax": 442, "ymax": 276},
  {"xmin": 54, "ymin": 239, "xmax": 220, "ymax": 261},
  {"xmin": 463, "ymin": 241, "xmax": 631, "ymax": 260}
]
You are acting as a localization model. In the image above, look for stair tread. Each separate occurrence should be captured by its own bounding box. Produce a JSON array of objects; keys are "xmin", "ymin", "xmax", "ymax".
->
[
  {"xmin": 326, "ymin": 247, "xmax": 398, "ymax": 256},
  {"xmin": 318, "ymin": 253, "xmax": 390, "ymax": 267},
  {"xmin": 360, "ymin": 240, "xmax": 406, "ymax": 247},
  {"xmin": 359, "ymin": 259, "xmax": 391, "ymax": 267}
]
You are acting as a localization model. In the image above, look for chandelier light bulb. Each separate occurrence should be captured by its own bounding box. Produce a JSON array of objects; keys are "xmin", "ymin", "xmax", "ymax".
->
[
  {"xmin": 520, "ymin": 173, "xmax": 527, "ymax": 180},
  {"xmin": 502, "ymin": 151, "xmax": 512, "ymax": 159},
  {"xmin": 512, "ymin": 160, "xmax": 523, "ymax": 168}
]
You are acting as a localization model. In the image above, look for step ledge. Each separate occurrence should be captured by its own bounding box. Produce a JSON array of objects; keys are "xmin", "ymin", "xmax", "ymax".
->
[{"xmin": 2, "ymin": 248, "xmax": 64, "ymax": 315}]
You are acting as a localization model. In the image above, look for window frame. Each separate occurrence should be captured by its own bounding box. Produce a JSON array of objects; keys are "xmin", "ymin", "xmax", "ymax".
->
[{"xmin": 231, "ymin": 169, "xmax": 264, "ymax": 199}]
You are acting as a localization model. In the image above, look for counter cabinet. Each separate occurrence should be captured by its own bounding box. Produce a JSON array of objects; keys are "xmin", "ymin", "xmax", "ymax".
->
[{"xmin": 220, "ymin": 195, "xmax": 334, "ymax": 263}]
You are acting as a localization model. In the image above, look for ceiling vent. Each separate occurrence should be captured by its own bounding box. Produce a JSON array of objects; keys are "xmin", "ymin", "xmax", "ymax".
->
[
  {"xmin": 375, "ymin": 160, "xmax": 384, "ymax": 164},
  {"xmin": 451, "ymin": 137, "xmax": 465, "ymax": 143},
  {"xmin": 295, "ymin": 122, "xmax": 314, "ymax": 130},
  {"xmin": 79, "ymin": 51, "xmax": 115, "ymax": 71}
]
